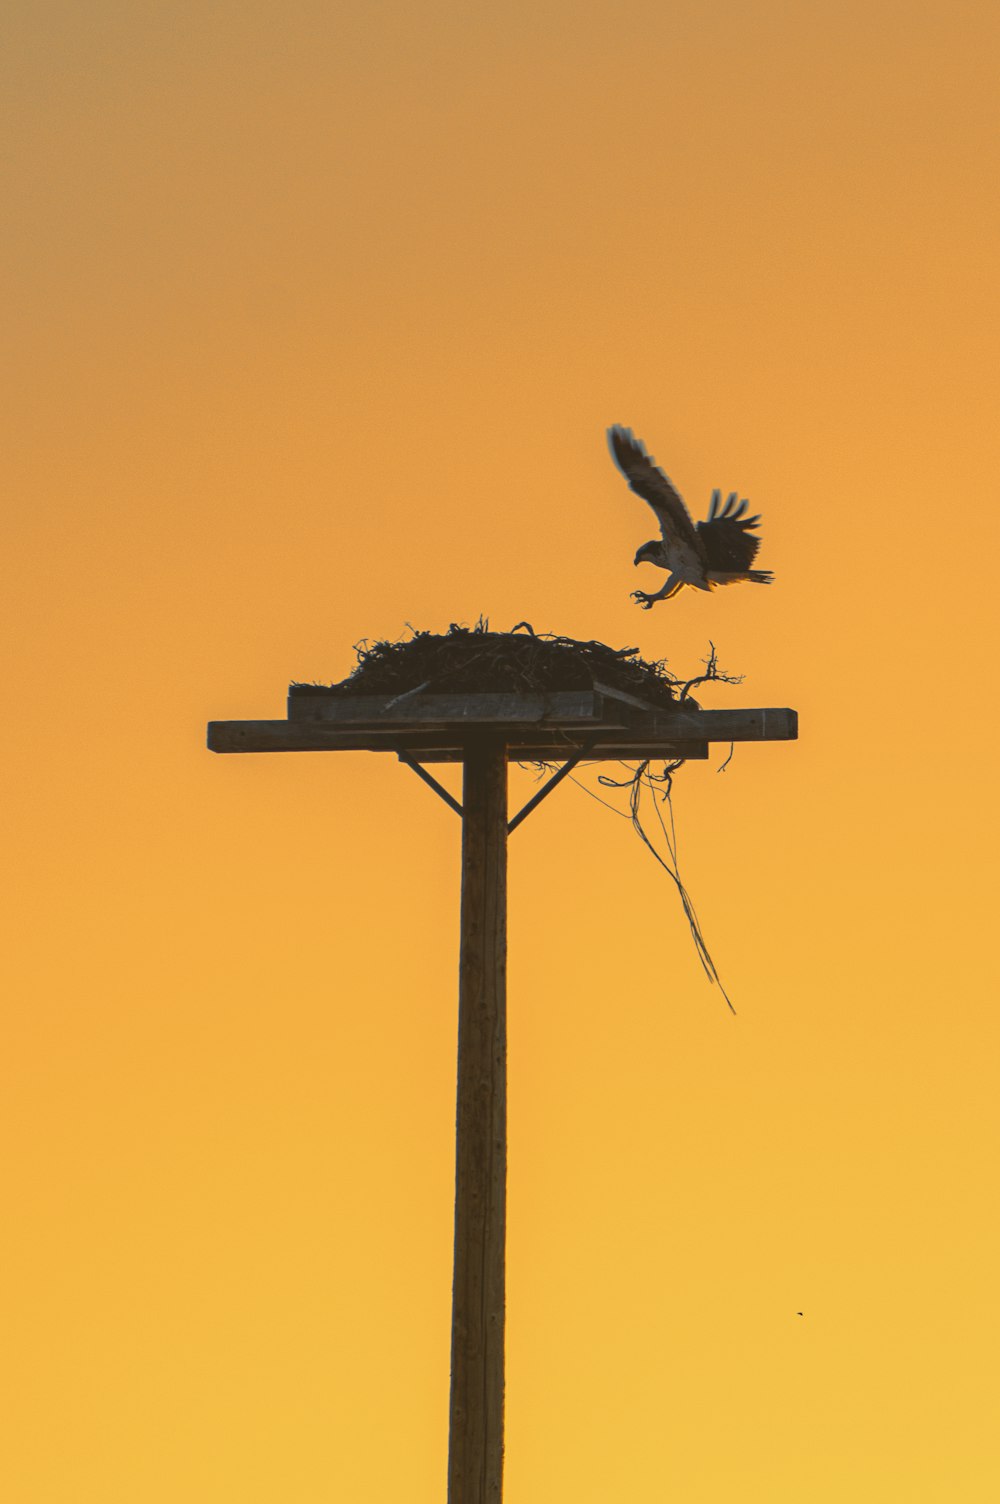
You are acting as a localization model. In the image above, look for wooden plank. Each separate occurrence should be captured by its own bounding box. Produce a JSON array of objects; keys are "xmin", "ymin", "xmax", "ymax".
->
[
  {"xmin": 286, "ymin": 688, "xmax": 797, "ymax": 744},
  {"xmin": 286, "ymin": 689, "xmax": 604, "ymax": 725},
  {"xmin": 208, "ymin": 723, "xmax": 526, "ymax": 755},
  {"xmin": 208, "ymin": 722, "xmax": 717, "ymax": 759},
  {"xmin": 209, "ymin": 707, "xmax": 795, "ymax": 755},
  {"xmin": 208, "ymin": 722, "xmax": 604, "ymax": 754},
  {"xmin": 449, "ymin": 737, "xmax": 507, "ymax": 1504},
  {"xmin": 208, "ymin": 721, "xmax": 362, "ymax": 753},
  {"xmin": 621, "ymin": 706, "xmax": 798, "ymax": 741},
  {"xmin": 418, "ymin": 742, "xmax": 712, "ymax": 763}
]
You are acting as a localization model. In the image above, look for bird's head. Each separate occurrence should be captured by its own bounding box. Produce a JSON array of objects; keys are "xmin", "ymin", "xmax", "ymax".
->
[{"xmin": 634, "ymin": 541, "xmax": 659, "ymax": 567}]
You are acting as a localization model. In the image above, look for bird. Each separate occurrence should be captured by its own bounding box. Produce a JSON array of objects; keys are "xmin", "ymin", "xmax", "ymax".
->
[{"xmin": 608, "ymin": 425, "xmax": 773, "ymax": 608}]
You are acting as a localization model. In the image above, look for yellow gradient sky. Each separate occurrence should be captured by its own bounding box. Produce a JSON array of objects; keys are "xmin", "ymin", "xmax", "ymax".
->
[{"xmin": 4, "ymin": 2, "xmax": 999, "ymax": 1499}]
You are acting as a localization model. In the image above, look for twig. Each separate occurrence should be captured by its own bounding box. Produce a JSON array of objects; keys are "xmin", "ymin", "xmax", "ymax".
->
[{"xmin": 679, "ymin": 641, "xmax": 743, "ymax": 702}]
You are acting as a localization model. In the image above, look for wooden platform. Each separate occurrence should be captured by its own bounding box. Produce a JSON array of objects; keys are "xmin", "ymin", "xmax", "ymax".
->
[{"xmin": 207, "ymin": 685, "xmax": 797, "ymax": 763}]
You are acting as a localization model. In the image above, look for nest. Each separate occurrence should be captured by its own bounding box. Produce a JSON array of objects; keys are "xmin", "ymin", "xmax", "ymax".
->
[{"xmin": 292, "ymin": 619, "xmax": 682, "ymax": 707}]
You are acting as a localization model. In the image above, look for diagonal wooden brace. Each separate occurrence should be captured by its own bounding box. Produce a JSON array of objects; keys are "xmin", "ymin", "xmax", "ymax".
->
[
  {"xmin": 506, "ymin": 737, "xmax": 600, "ymax": 834},
  {"xmin": 397, "ymin": 748, "xmax": 464, "ymax": 816}
]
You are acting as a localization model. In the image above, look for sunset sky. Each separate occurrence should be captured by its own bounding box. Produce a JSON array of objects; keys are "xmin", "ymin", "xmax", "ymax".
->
[{"xmin": 4, "ymin": 1, "xmax": 999, "ymax": 1498}]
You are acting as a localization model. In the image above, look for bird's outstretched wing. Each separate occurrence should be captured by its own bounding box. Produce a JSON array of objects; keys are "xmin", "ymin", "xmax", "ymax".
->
[
  {"xmin": 607, "ymin": 426, "xmax": 701, "ymax": 551},
  {"xmin": 697, "ymin": 490, "xmax": 763, "ymax": 570}
]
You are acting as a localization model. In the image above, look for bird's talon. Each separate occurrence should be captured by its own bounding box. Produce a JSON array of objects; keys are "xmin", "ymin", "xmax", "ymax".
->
[{"xmin": 631, "ymin": 591, "xmax": 654, "ymax": 610}]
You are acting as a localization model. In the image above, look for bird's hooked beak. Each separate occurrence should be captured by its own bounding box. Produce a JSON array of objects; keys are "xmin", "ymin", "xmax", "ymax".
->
[{"xmin": 634, "ymin": 543, "xmax": 653, "ymax": 566}]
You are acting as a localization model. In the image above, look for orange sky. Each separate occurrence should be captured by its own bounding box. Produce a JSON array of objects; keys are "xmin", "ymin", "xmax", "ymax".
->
[{"xmin": 4, "ymin": 1, "xmax": 999, "ymax": 1498}]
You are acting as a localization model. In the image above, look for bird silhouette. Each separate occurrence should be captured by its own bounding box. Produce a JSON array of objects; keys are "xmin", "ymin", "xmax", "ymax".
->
[{"xmin": 608, "ymin": 425, "xmax": 773, "ymax": 607}]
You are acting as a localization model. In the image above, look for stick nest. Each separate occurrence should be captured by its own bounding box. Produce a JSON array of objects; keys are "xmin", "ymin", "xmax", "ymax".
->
[{"xmin": 293, "ymin": 619, "xmax": 683, "ymax": 707}]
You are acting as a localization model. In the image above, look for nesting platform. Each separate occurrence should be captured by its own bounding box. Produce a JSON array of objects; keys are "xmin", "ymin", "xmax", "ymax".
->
[
  {"xmin": 209, "ymin": 626, "xmax": 797, "ymax": 764},
  {"xmin": 208, "ymin": 681, "xmax": 796, "ymax": 764}
]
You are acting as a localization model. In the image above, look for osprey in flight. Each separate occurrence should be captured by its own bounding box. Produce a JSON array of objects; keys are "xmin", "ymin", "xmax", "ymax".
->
[{"xmin": 608, "ymin": 425, "xmax": 773, "ymax": 608}]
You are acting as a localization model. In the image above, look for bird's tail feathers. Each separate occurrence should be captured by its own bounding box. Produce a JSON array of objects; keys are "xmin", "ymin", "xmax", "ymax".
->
[{"xmin": 706, "ymin": 569, "xmax": 774, "ymax": 586}]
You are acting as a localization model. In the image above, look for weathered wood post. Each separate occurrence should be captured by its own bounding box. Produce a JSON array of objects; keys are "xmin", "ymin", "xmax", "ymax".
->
[
  {"xmin": 207, "ymin": 675, "xmax": 797, "ymax": 1503},
  {"xmin": 449, "ymin": 735, "xmax": 508, "ymax": 1504}
]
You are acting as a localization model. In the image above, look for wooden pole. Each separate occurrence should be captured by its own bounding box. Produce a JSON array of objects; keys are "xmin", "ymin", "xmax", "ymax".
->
[{"xmin": 448, "ymin": 736, "xmax": 508, "ymax": 1504}]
